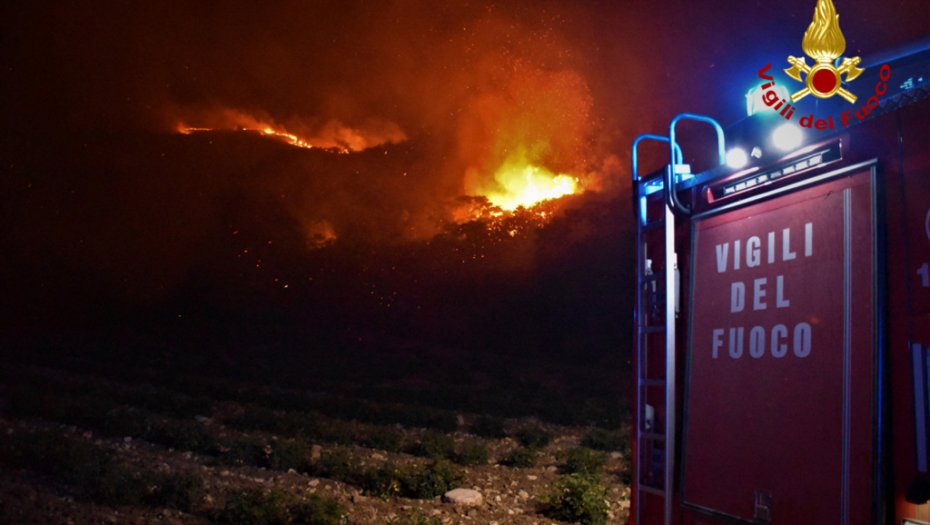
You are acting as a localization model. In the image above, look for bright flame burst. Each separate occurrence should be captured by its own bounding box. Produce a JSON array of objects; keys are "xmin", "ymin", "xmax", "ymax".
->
[{"xmin": 482, "ymin": 155, "xmax": 579, "ymax": 211}]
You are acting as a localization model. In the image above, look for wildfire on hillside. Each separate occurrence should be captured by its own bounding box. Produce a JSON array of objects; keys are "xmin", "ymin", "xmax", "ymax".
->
[
  {"xmin": 177, "ymin": 118, "xmax": 586, "ymax": 228},
  {"xmin": 171, "ymin": 106, "xmax": 408, "ymax": 153},
  {"xmin": 172, "ymin": 55, "xmax": 592, "ymax": 238},
  {"xmin": 483, "ymin": 156, "xmax": 579, "ymax": 211},
  {"xmin": 179, "ymin": 124, "xmax": 332, "ymax": 152}
]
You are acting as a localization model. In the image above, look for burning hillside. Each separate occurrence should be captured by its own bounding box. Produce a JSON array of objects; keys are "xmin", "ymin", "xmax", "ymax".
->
[
  {"xmin": 180, "ymin": 126, "xmax": 324, "ymax": 151},
  {"xmin": 173, "ymin": 113, "xmax": 588, "ymax": 228},
  {"xmin": 141, "ymin": 1, "xmax": 602, "ymax": 234},
  {"xmin": 481, "ymin": 153, "xmax": 579, "ymax": 211},
  {"xmin": 171, "ymin": 106, "xmax": 409, "ymax": 153},
  {"xmin": 0, "ymin": 0, "xmax": 656, "ymax": 362}
]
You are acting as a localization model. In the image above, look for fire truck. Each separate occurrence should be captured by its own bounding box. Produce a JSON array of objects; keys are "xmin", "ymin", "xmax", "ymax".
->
[{"xmin": 630, "ymin": 37, "xmax": 930, "ymax": 524}]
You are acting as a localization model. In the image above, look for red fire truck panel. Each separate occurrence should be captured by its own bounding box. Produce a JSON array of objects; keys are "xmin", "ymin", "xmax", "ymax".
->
[{"xmin": 682, "ymin": 169, "xmax": 876, "ymax": 523}]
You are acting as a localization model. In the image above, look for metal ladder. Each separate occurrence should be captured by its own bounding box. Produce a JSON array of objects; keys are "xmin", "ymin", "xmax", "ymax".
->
[
  {"xmin": 631, "ymin": 115, "xmax": 725, "ymax": 525},
  {"xmin": 632, "ymin": 134, "xmax": 682, "ymax": 525}
]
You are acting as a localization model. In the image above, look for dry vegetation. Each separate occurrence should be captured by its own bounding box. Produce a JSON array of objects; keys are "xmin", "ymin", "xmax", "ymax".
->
[{"xmin": 0, "ymin": 365, "xmax": 631, "ymax": 525}]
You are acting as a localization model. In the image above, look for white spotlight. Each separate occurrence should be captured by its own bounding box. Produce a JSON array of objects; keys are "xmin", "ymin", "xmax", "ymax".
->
[
  {"xmin": 726, "ymin": 148, "xmax": 748, "ymax": 169},
  {"xmin": 772, "ymin": 124, "xmax": 803, "ymax": 151}
]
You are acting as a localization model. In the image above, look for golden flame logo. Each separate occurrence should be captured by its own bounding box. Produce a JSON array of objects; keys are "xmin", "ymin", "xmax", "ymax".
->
[
  {"xmin": 784, "ymin": 0, "xmax": 864, "ymax": 103},
  {"xmin": 802, "ymin": 0, "xmax": 846, "ymax": 63}
]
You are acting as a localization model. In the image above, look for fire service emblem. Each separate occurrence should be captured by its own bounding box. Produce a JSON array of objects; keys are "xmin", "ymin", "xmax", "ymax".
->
[{"xmin": 784, "ymin": 0, "xmax": 864, "ymax": 103}]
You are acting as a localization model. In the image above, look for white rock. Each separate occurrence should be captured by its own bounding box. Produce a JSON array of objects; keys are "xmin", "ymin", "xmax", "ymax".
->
[{"xmin": 443, "ymin": 488, "xmax": 484, "ymax": 506}]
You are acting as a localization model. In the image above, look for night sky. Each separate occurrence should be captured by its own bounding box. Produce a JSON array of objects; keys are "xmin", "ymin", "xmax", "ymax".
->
[{"xmin": 1, "ymin": 0, "xmax": 927, "ymax": 374}]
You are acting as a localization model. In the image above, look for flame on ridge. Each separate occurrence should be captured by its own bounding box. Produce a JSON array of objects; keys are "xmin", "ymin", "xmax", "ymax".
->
[
  {"xmin": 178, "ymin": 124, "xmax": 343, "ymax": 152},
  {"xmin": 171, "ymin": 107, "xmax": 408, "ymax": 152},
  {"xmin": 479, "ymin": 152, "xmax": 580, "ymax": 211}
]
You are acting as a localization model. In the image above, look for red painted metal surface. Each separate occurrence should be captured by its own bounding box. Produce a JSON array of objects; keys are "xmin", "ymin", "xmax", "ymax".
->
[
  {"xmin": 682, "ymin": 171, "xmax": 875, "ymax": 523},
  {"xmin": 630, "ymin": 77, "xmax": 930, "ymax": 525}
]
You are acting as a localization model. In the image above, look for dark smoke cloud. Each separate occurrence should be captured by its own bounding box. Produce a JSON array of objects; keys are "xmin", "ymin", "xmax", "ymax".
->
[
  {"xmin": 5, "ymin": 0, "xmax": 926, "ymax": 169},
  {"xmin": 1, "ymin": 0, "xmax": 926, "ymax": 309}
]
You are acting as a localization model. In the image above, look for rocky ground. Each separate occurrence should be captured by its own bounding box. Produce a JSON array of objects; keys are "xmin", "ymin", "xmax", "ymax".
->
[{"xmin": 0, "ymin": 367, "xmax": 631, "ymax": 525}]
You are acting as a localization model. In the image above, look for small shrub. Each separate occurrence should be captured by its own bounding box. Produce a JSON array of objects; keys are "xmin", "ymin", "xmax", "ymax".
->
[
  {"xmin": 390, "ymin": 406, "xmax": 458, "ymax": 433},
  {"xmin": 580, "ymin": 429, "xmax": 624, "ymax": 452},
  {"xmin": 9, "ymin": 428, "xmax": 112, "ymax": 485},
  {"xmin": 222, "ymin": 439, "xmax": 268, "ymax": 467},
  {"xmin": 427, "ymin": 413, "xmax": 459, "ymax": 433},
  {"xmin": 89, "ymin": 464, "xmax": 148, "ymax": 506},
  {"xmin": 130, "ymin": 387, "xmax": 212, "ymax": 419},
  {"xmin": 518, "ymin": 426, "xmax": 552, "ymax": 449},
  {"xmin": 404, "ymin": 460, "xmax": 464, "ymax": 499},
  {"xmin": 186, "ymin": 395, "xmax": 216, "ymax": 419},
  {"xmin": 361, "ymin": 463, "xmax": 405, "ymax": 500},
  {"xmin": 500, "ymin": 447, "xmax": 537, "ymax": 468},
  {"xmin": 470, "ymin": 415, "xmax": 507, "ymax": 439},
  {"xmin": 174, "ymin": 421, "xmax": 222, "ymax": 455},
  {"xmin": 283, "ymin": 412, "xmax": 318, "ymax": 437},
  {"xmin": 289, "ymin": 493, "xmax": 346, "ymax": 525},
  {"xmin": 408, "ymin": 432, "xmax": 455, "ymax": 460},
  {"xmin": 152, "ymin": 472, "xmax": 205, "ymax": 512},
  {"xmin": 312, "ymin": 447, "xmax": 359, "ymax": 483},
  {"xmin": 58, "ymin": 396, "xmax": 117, "ymax": 430},
  {"xmin": 220, "ymin": 488, "xmax": 290, "ymax": 525},
  {"xmin": 361, "ymin": 426, "xmax": 402, "ymax": 452},
  {"xmin": 454, "ymin": 442, "xmax": 489, "ymax": 466},
  {"xmin": 4, "ymin": 428, "xmax": 147, "ymax": 506},
  {"xmin": 103, "ymin": 407, "xmax": 149, "ymax": 437},
  {"xmin": 231, "ymin": 405, "xmax": 287, "ymax": 434},
  {"xmin": 147, "ymin": 420, "xmax": 221, "ymax": 456},
  {"xmin": 268, "ymin": 439, "xmax": 311, "ymax": 472},
  {"xmin": 316, "ymin": 419, "xmax": 356, "ymax": 446},
  {"xmin": 558, "ymin": 447, "xmax": 608, "ymax": 475},
  {"xmin": 543, "ymin": 473, "xmax": 610, "ymax": 525},
  {"xmin": 59, "ymin": 439, "xmax": 115, "ymax": 485}
]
